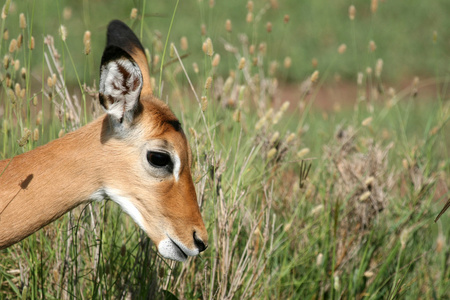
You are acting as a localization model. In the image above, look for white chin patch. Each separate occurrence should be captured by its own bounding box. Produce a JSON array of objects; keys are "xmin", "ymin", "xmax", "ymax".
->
[
  {"xmin": 103, "ymin": 188, "xmax": 146, "ymax": 231},
  {"xmin": 158, "ymin": 237, "xmax": 199, "ymax": 262}
]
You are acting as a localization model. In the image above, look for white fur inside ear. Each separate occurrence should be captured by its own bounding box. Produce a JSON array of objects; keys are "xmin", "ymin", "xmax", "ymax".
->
[{"xmin": 99, "ymin": 58, "xmax": 143, "ymax": 120}]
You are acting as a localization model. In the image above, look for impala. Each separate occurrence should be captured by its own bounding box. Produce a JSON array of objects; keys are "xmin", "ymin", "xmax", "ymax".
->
[{"xmin": 0, "ymin": 20, "xmax": 208, "ymax": 262}]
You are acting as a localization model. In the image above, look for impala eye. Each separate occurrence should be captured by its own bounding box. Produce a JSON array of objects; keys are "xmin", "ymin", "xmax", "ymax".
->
[{"xmin": 147, "ymin": 151, "xmax": 173, "ymax": 171}]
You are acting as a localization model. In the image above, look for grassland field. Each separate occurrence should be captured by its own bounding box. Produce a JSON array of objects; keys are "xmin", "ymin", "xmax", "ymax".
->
[{"xmin": 0, "ymin": 0, "xmax": 449, "ymax": 299}]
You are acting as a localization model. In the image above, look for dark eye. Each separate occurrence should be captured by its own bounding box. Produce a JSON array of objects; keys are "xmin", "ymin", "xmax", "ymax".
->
[{"xmin": 147, "ymin": 151, "xmax": 173, "ymax": 171}]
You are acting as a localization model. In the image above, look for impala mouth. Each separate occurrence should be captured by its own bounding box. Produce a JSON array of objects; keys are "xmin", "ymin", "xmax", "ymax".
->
[
  {"xmin": 168, "ymin": 237, "xmax": 188, "ymax": 261},
  {"xmin": 158, "ymin": 236, "xmax": 198, "ymax": 262}
]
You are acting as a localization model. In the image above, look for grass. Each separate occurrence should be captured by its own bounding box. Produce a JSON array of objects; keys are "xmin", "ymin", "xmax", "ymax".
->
[{"xmin": 1, "ymin": 0, "xmax": 449, "ymax": 299}]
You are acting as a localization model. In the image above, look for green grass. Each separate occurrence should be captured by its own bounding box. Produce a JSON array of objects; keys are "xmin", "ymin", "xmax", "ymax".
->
[{"xmin": 1, "ymin": 0, "xmax": 449, "ymax": 299}]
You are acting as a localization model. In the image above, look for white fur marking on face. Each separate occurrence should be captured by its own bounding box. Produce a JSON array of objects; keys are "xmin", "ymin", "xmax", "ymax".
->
[
  {"xmin": 158, "ymin": 236, "xmax": 199, "ymax": 262},
  {"xmin": 173, "ymin": 153, "xmax": 181, "ymax": 182},
  {"xmin": 104, "ymin": 187, "xmax": 145, "ymax": 231},
  {"xmin": 99, "ymin": 58, "xmax": 143, "ymax": 120}
]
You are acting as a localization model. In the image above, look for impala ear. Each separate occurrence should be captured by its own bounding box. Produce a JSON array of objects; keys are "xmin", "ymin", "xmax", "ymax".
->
[{"xmin": 99, "ymin": 46, "xmax": 143, "ymax": 124}]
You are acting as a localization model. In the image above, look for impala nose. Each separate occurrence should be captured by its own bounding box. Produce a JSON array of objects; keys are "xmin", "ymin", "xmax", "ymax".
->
[{"xmin": 193, "ymin": 232, "xmax": 207, "ymax": 253}]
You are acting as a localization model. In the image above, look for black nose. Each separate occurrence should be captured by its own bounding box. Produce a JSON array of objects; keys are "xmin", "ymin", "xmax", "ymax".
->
[{"xmin": 193, "ymin": 232, "xmax": 207, "ymax": 252}]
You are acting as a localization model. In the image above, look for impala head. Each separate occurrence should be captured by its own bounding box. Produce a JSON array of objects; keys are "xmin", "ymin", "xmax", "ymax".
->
[{"xmin": 97, "ymin": 20, "xmax": 207, "ymax": 262}]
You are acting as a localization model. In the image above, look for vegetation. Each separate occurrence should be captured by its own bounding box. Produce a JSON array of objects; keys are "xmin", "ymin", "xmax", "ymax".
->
[{"xmin": 1, "ymin": 0, "xmax": 449, "ymax": 299}]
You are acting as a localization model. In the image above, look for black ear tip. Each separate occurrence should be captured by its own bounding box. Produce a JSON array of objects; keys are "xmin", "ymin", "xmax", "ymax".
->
[
  {"xmin": 105, "ymin": 20, "xmax": 145, "ymax": 54},
  {"xmin": 107, "ymin": 20, "xmax": 129, "ymax": 33}
]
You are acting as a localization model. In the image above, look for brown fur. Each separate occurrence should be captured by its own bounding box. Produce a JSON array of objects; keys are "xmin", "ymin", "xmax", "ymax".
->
[{"xmin": 0, "ymin": 26, "xmax": 207, "ymax": 252}]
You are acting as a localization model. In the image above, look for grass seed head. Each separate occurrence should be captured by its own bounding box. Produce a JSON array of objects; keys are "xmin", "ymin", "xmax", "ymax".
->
[
  {"xmin": 130, "ymin": 8, "xmax": 138, "ymax": 20},
  {"xmin": 249, "ymin": 44, "xmax": 255, "ymax": 55},
  {"xmin": 225, "ymin": 19, "xmax": 232, "ymax": 33},
  {"xmin": 357, "ymin": 72, "xmax": 364, "ymax": 85},
  {"xmin": 255, "ymin": 117, "xmax": 267, "ymax": 130},
  {"xmin": 205, "ymin": 37, "xmax": 213, "ymax": 56},
  {"xmin": 223, "ymin": 76, "xmax": 234, "ymax": 93},
  {"xmin": 1, "ymin": 0, "xmax": 11, "ymax": 19},
  {"xmin": 247, "ymin": 1, "xmax": 254, "ymax": 12},
  {"xmin": 52, "ymin": 74, "xmax": 57, "ymax": 86},
  {"xmin": 180, "ymin": 36, "xmax": 188, "ymax": 51},
  {"xmin": 359, "ymin": 191, "xmax": 371, "ymax": 201},
  {"xmin": 285, "ymin": 132, "xmax": 295, "ymax": 144},
  {"xmin": 371, "ymin": 0, "xmax": 378, "ymax": 13},
  {"xmin": 83, "ymin": 31, "xmax": 91, "ymax": 55},
  {"xmin": 63, "ymin": 7, "xmax": 72, "ymax": 20},
  {"xmin": 17, "ymin": 34, "xmax": 23, "ymax": 48},
  {"xmin": 201, "ymin": 24, "xmax": 206, "ymax": 36},
  {"xmin": 375, "ymin": 58, "xmax": 383, "ymax": 77},
  {"xmin": 21, "ymin": 67, "xmax": 26, "ymax": 80},
  {"xmin": 204, "ymin": 76, "xmax": 213, "ymax": 90},
  {"xmin": 47, "ymin": 76, "xmax": 53, "ymax": 88},
  {"xmin": 362, "ymin": 116, "xmax": 373, "ymax": 127},
  {"xmin": 369, "ymin": 40, "xmax": 376, "ymax": 52},
  {"xmin": 238, "ymin": 57, "xmax": 246, "ymax": 70},
  {"xmin": 280, "ymin": 101, "xmax": 290, "ymax": 112},
  {"xmin": 316, "ymin": 253, "xmax": 324, "ymax": 266},
  {"xmin": 297, "ymin": 148, "xmax": 310, "ymax": 158},
  {"xmin": 7, "ymin": 88, "xmax": 15, "ymax": 104},
  {"xmin": 267, "ymin": 148, "xmax": 277, "ymax": 160},
  {"xmin": 13, "ymin": 59, "xmax": 19, "ymax": 71},
  {"xmin": 284, "ymin": 14, "xmax": 290, "ymax": 24},
  {"xmin": 284, "ymin": 56, "xmax": 292, "ymax": 69},
  {"xmin": 270, "ymin": 131, "xmax": 280, "ymax": 144},
  {"xmin": 338, "ymin": 43, "xmax": 347, "ymax": 54},
  {"xmin": 334, "ymin": 275, "xmax": 340, "ymax": 291},
  {"xmin": 272, "ymin": 110, "xmax": 283, "ymax": 124},
  {"xmin": 3, "ymin": 28, "xmax": 8, "ymax": 40},
  {"xmin": 266, "ymin": 22, "xmax": 272, "ymax": 33},
  {"xmin": 59, "ymin": 25, "xmax": 67, "ymax": 41},
  {"xmin": 3, "ymin": 55, "xmax": 9, "ymax": 69},
  {"xmin": 169, "ymin": 42, "xmax": 175, "ymax": 58},
  {"xmin": 19, "ymin": 13, "xmax": 26, "ymax": 29},
  {"xmin": 212, "ymin": 53, "xmax": 220, "ymax": 67},
  {"xmin": 349, "ymin": 5, "xmax": 356, "ymax": 20},
  {"xmin": 33, "ymin": 128, "xmax": 39, "ymax": 141},
  {"xmin": 14, "ymin": 82, "xmax": 20, "ymax": 96},
  {"xmin": 232, "ymin": 109, "xmax": 241, "ymax": 122},
  {"xmin": 8, "ymin": 38, "xmax": 17, "ymax": 53},
  {"xmin": 246, "ymin": 12, "xmax": 253, "ymax": 23},
  {"xmin": 58, "ymin": 129, "xmax": 65, "ymax": 138},
  {"xmin": 36, "ymin": 110, "xmax": 42, "ymax": 125},
  {"xmin": 17, "ymin": 128, "xmax": 31, "ymax": 147},
  {"xmin": 29, "ymin": 36, "xmax": 35, "ymax": 50},
  {"xmin": 310, "ymin": 70, "xmax": 319, "ymax": 83},
  {"xmin": 311, "ymin": 58, "xmax": 318, "ymax": 68},
  {"xmin": 201, "ymin": 96, "xmax": 208, "ymax": 111},
  {"xmin": 192, "ymin": 62, "xmax": 199, "ymax": 74}
]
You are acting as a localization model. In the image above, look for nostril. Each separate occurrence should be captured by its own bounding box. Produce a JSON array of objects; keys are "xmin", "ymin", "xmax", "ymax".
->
[{"xmin": 193, "ymin": 232, "xmax": 207, "ymax": 252}]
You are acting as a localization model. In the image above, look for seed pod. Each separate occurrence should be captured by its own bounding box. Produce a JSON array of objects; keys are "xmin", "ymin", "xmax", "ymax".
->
[
  {"xmin": 348, "ymin": 5, "xmax": 356, "ymax": 20},
  {"xmin": 29, "ymin": 36, "xmax": 35, "ymax": 50},
  {"xmin": 130, "ymin": 8, "xmax": 138, "ymax": 19},
  {"xmin": 201, "ymin": 96, "xmax": 208, "ymax": 111},
  {"xmin": 180, "ymin": 36, "xmax": 188, "ymax": 51},
  {"xmin": 204, "ymin": 76, "xmax": 212, "ymax": 90},
  {"xmin": 225, "ymin": 19, "xmax": 232, "ymax": 33},
  {"xmin": 238, "ymin": 57, "xmax": 246, "ymax": 70},
  {"xmin": 19, "ymin": 13, "xmax": 26, "ymax": 29}
]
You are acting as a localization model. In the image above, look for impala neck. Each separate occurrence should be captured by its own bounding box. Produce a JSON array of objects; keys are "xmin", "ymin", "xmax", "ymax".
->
[{"xmin": 0, "ymin": 117, "xmax": 107, "ymax": 249}]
